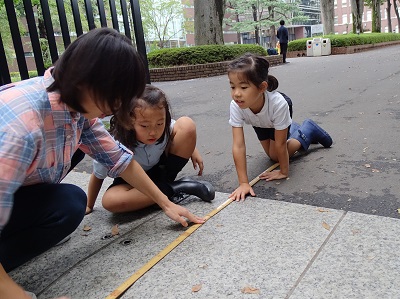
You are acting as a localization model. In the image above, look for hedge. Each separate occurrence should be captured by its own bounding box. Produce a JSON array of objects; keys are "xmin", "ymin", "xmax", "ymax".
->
[
  {"xmin": 288, "ymin": 32, "xmax": 400, "ymax": 51},
  {"xmin": 147, "ymin": 44, "xmax": 267, "ymax": 68}
]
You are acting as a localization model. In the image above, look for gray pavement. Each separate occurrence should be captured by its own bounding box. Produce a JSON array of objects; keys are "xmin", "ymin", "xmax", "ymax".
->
[
  {"xmin": 10, "ymin": 45, "xmax": 400, "ymax": 298},
  {"xmin": 75, "ymin": 45, "xmax": 400, "ymax": 218}
]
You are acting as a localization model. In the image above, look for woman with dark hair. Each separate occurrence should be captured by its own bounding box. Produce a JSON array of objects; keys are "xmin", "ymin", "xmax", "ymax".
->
[{"xmin": 0, "ymin": 28, "xmax": 203, "ymax": 299}]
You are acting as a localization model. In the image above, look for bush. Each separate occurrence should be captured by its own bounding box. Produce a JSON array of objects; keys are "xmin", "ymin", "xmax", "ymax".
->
[
  {"xmin": 10, "ymin": 70, "xmax": 39, "ymax": 82},
  {"xmin": 147, "ymin": 44, "xmax": 267, "ymax": 68},
  {"xmin": 288, "ymin": 32, "xmax": 400, "ymax": 52}
]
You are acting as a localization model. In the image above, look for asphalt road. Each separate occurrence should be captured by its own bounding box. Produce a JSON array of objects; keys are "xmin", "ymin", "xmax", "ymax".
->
[{"xmin": 74, "ymin": 45, "xmax": 400, "ymax": 218}]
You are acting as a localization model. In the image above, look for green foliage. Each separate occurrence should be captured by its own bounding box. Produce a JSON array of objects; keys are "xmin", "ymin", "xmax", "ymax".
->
[
  {"xmin": 39, "ymin": 38, "xmax": 53, "ymax": 69},
  {"xmin": 287, "ymin": 33, "xmax": 400, "ymax": 51},
  {"xmin": 139, "ymin": 0, "xmax": 184, "ymax": 48},
  {"xmin": 147, "ymin": 44, "xmax": 267, "ymax": 68},
  {"xmin": 225, "ymin": 0, "xmax": 307, "ymax": 31},
  {"xmin": 364, "ymin": 0, "xmax": 385, "ymax": 8},
  {"xmin": 10, "ymin": 70, "xmax": 38, "ymax": 82}
]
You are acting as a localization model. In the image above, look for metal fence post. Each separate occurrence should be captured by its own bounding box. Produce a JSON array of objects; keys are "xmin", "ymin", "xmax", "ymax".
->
[
  {"xmin": 0, "ymin": 0, "xmax": 150, "ymax": 86},
  {"xmin": 130, "ymin": 0, "xmax": 150, "ymax": 83}
]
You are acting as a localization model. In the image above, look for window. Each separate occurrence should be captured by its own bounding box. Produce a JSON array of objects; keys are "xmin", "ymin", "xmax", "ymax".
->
[
  {"xmin": 342, "ymin": 14, "xmax": 347, "ymax": 24},
  {"xmin": 368, "ymin": 10, "xmax": 373, "ymax": 21},
  {"xmin": 342, "ymin": 0, "xmax": 347, "ymax": 6}
]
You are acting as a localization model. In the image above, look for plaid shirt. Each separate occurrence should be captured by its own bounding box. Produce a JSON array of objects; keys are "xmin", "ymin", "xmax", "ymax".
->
[{"xmin": 0, "ymin": 69, "xmax": 133, "ymax": 233}]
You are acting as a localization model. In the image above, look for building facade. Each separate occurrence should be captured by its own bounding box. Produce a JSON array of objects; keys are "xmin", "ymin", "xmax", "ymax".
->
[{"xmin": 334, "ymin": 0, "xmax": 399, "ymax": 34}]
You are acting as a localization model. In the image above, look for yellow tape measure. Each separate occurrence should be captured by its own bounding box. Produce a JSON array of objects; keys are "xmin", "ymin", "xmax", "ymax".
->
[{"xmin": 106, "ymin": 163, "xmax": 279, "ymax": 299}]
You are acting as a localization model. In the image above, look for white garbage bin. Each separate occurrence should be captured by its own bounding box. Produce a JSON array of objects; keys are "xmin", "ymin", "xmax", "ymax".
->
[
  {"xmin": 312, "ymin": 38, "xmax": 322, "ymax": 56},
  {"xmin": 321, "ymin": 38, "xmax": 331, "ymax": 55},
  {"xmin": 306, "ymin": 40, "xmax": 313, "ymax": 57}
]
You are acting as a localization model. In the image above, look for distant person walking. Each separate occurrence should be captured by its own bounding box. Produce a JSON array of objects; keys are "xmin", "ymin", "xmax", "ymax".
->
[{"xmin": 277, "ymin": 20, "xmax": 289, "ymax": 63}]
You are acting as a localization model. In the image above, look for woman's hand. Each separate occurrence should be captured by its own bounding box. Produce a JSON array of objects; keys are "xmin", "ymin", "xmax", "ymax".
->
[
  {"xmin": 162, "ymin": 202, "xmax": 205, "ymax": 227},
  {"xmin": 259, "ymin": 169, "xmax": 287, "ymax": 181},
  {"xmin": 190, "ymin": 148, "xmax": 204, "ymax": 176},
  {"xmin": 229, "ymin": 183, "xmax": 255, "ymax": 201}
]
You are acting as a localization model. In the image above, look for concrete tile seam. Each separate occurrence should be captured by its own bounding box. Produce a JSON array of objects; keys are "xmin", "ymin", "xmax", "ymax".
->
[
  {"xmin": 284, "ymin": 210, "xmax": 348, "ymax": 299},
  {"xmin": 36, "ymin": 209, "xmax": 165, "ymax": 297},
  {"xmin": 105, "ymin": 196, "xmax": 237, "ymax": 299}
]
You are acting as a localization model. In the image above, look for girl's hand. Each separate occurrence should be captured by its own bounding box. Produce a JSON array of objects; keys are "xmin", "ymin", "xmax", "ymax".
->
[
  {"xmin": 259, "ymin": 169, "xmax": 287, "ymax": 181},
  {"xmin": 229, "ymin": 183, "xmax": 255, "ymax": 201},
  {"xmin": 162, "ymin": 202, "xmax": 205, "ymax": 227},
  {"xmin": 191, "ymin": 148, "xmax": 204, "ymax": 176}
]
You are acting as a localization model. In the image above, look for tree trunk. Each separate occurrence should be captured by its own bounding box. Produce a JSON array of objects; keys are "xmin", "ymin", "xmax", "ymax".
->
[
  {"xmin": 233, "ymin": 11, "xmax": 241, "ymax": 44},
  {"xmin": 372, "ymin": 0, "xmax": 382, "ymax": 32},
  {"xmin": 393, "ymin": 0, "xmax": 400, "ymax": 32},
  {"xmin": 386, "ymin": 0, "xmax": 392, "ymax": 32},
  {"xmin": 351, "ymin": 0, "xmax": 364, "ymax": 33},
  {"xmin": 194, "ymin": 0, "xmax": 225, "ymax": 45},
  {"xmin": 252, "ymin": 4, "xmax": 259, "ymax": 45},
  {"xmin": 268, "ymin": 6, "xmax": 276, "ymax": 48},
  {"xmin": 270, "ymin": 24, "xmax": 276, "ymax": 48},
  {"xmin": 320, "ymin": 0, "xmax": 335, "ymax": 34}
]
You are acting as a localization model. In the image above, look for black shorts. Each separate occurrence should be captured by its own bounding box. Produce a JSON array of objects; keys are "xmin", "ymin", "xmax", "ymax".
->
[
  {"xmin": 253, "ymin": 126, "xmax": 291, "ymax": 141},
  {"xmin": 107, "ymin": 153, "xmax": 168, "ymax": 189},
  {"xmin": 253, "ymin": 92, "xmax": 293, "ymax": 141}
]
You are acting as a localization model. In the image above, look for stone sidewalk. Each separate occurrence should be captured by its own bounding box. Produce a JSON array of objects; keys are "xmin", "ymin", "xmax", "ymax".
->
[
  {"xmin": 10, "ymin": 171, "xmax": 400, "ymax": 299},
  {"xmin": 9, "ymin": 45, "xmax": 400, "ymax": 298}
]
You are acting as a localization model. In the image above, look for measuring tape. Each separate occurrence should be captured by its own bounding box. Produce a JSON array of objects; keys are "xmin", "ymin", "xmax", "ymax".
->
[{"xmin": 106, "ymin": 163, "xmax": 279, "ymax": 299}]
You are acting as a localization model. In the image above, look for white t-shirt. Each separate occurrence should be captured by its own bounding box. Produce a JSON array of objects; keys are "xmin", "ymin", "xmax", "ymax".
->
[
  {"xmin": 93, "ymin": 120, "xmax": 176, "ymax": 179},
  {"xmin": 229, "ymin": 90, "xmax": 291, "ymax": 130}
]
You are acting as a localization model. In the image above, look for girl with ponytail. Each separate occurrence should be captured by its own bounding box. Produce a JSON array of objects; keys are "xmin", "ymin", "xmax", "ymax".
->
[{"xmin": 227, "ymin": 53, "xmax": 332, "ymax": 201}]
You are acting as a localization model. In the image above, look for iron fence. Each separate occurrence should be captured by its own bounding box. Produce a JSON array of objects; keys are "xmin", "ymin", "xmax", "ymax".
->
[{"xmin": 0, "ymin": 0, "xmax": 149, "ymax": 86}]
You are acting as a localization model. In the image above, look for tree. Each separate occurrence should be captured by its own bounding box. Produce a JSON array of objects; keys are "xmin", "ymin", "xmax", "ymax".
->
[
  {"xmin": 225, "ymin": 2, "xmax": 241, "ymax": 43},
  {"xmin": 140, "ymin": 0, "xmax": 184, "ymax": 48},
  {"xmin": 386, "ymin": 0, "xmax": 392, "ymax": 32},
  {"xmin": 365, "ymin": 0, "xmax": 384, "ymax": 32},
  {"xmin": 225, "ymin": 0, "xmax": 307, "ymax": 47},
  {"xmin": 372, "ymin": 0, "xmax": 382, "ymax": 32},
  {"xmin": 351, "ymin": 0, "xmax": 364, "ymax": 33},
  {"xmin": 320, "ymin": 0, "xmax": 335, "ymax": 34},
  {"xmin": 393, "ymin": 0, "xmax": 400, "ymax": 31},
  {"xmin": 194, "ymin": 0, "xmax": 226, "ymax": 45}
]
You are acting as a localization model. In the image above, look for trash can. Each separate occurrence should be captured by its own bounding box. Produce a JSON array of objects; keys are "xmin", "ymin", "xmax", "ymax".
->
[
  {"xmin": 321, "ymin": 38, "xmax": 331, "ymax": 55},
  {"xmin": 312, "ymin": 38, "xmax": 322, "ymax": 56},
  {"xmin": 306, "ymin": 40, "xmax": 313, "ymax": 57}
]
